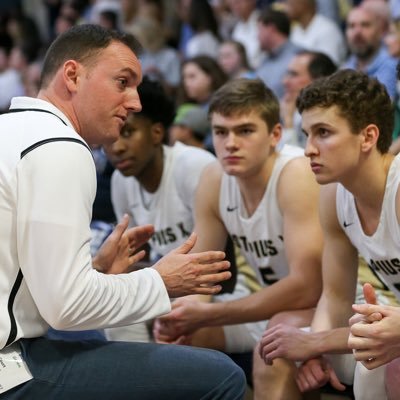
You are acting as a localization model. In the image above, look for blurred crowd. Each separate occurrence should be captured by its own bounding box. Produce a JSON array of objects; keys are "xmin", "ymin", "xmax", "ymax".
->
[{"xmin": 1, "ymin": 0, "xmax": 399, "ymax": 123}]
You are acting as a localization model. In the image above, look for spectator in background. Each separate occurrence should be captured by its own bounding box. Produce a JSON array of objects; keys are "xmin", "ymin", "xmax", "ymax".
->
[
  {"xmin": 186, "ymin": 0, "xmax": 221, "ymax": 59},
  {"xmin": 129, "ymin": 18, "xmax": 181, "ymax": 97},
  {"xmin": 98, "ymin": 9, "xmax": 120, "ymax": 31},
  {"xmin": 179, "ymin": 56, "xmax": 228, "ymax": 107},
  {"xmin": 138, "ymin": 0, "xmax": 165, "ymax": 23},
  {"xmin": 120, "ymin": 0, "xmax": 165, "ymax": 35},
  {"xmin": 385, "ymin": 18, "xmax": 400, "ymax": 58},
  {"xmin": 343, "ymin": 4, "xmax": 398, "ymax": 99},
  {"xmin": 209, "ymin": 0, "xmax": 238, "ymax": 41},
  {"xmin": 227, "ymin": 0, "xmax": 263, "ymax": 69},
  {"xmin": 8, "ymin": 42, "xmax": 34, "ymax": 87},
  {"xmin": 0, "ymin": 32, "xmax": 24, "ymax": 113},
  {"xmin": 175, "ymin": 0, "xmax": 194, "ymax": 59},
  {"xmin": 23, "ymin": 59, "xmax": 42, "ymax": 97},
  {"xmin": 362, "ymin": 0, "xmax": 391, "ymax": 34},
  {"xmin": 385, "ymin": 20, "xmax": 400, "ymax": 155},
  {"xmin": 316, "ymin": 0, "xmax": 341, "ymax": 24},
  {"xmin": 178, "ymin": 55, "xmax": 228, "ymax": 151},
  {"xmin": 169, "ymin": 104, "xmax": 211, "ymax": 148},
  {"xmin": 390, "ymin": 0, "xmax": 400, "ymax": 20},
  {"xmin": 5, "ymin": 4, "xmax": 42, "ymax": 51},
  {"xmin": 54, "ymin": 12, "xmax": 77, "ymax": 36},
  {"xmin": 218, "ymin": 39, "xmax": 257, "ymax": 79},
  {"xmin": 279, "ymin": 50, "xmax": 337, "ymax": 148},
  {"xmin": 285, "ymin": 0, "xmax": 347, "ymax": 66},
  {"xmin": 47, "ymin": 0, "xmax": 86, "ymax": 43},
  {"xmin": 87, "ymin": 0, "xmax": 122, "ymax": 30},
  {"xmin": 256, "ymin": 7, "xmax": 301, "ymax": 100},
  {"xmin": 119, "ymin": 0, "xmax": 139, "ymax": 33}
]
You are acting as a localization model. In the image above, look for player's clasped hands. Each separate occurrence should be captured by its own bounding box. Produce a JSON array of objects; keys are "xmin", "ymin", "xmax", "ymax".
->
[{"xmin": 258, "ymin": 324, "xmax": 319, "ymax": 365}]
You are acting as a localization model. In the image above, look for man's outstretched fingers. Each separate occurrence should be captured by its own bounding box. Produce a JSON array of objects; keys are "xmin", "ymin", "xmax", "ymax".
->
[
  {"xmin": 197, "ymin": 270, "xmax": 232, "ymax": 285},
  {"xmin": 112, "ymin": 214, "xmax": 129, "ymax": 239},
  {"xmin": 191, "ymin": 250, "xmax": 227, "ymax": 264},
  {"xmin": 170, "ymin": 232, "xmax": 197, "ymax": 255}
]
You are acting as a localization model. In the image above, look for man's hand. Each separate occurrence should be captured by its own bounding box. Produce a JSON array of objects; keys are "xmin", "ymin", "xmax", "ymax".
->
[
  {"xmin": 296, "ymin": 357, "xmax": 346, "ymax": 393},
  {"xmin": 259, "ymin": 324, "xmax": 318, "ymax": 364},
  {"xmin": 93, "ymin": 215, "xmax": 154, "ymax": 274},
  {"xmin": 153, "ymin": 232, "xmax": 231, "ymax": 298}
]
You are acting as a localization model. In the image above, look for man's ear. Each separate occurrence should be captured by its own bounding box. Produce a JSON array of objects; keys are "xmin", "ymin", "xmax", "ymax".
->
[
  {"xmin": 361, "ymin": 124, "xmax": 379, "ymax": 153},
  {"xmin": 63, "ymin": 60, "xmax": 80, "ymax": 92},
  {"xmin": 151, "ymin": 122, "xmax": 165, "ymax": 145},
  {"xmin": 269, "ymin": 123, "xmax": 282, "ymax": 147}
]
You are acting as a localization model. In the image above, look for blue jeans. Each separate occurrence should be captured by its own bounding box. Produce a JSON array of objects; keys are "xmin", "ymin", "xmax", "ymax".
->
[{"xmin": 3, "ymin": 337, "xmax": 246, "ymax": 399}]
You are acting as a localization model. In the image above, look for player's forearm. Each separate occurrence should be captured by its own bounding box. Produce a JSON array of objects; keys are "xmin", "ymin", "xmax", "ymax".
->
[
  {"xmin": 204, "ymin": 278, "xmax": 319, "ymax": 326},
  {"xmin": 311, "ymin": 293, "xmax": 354, "ymax": 332},
  {"xmin": 312, "ymin": 327, "xmax": 352, "ymax": 355}
]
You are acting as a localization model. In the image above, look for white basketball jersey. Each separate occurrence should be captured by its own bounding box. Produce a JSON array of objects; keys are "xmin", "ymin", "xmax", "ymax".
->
[
  {"xmin": 111, "ymin": 142, "xmax": 215, "ymax": 256},
  {"xmin": 219, "ymin": 152, "xmax": 298, "ymax": 287},
  {"xmin": 336, "ymin": 154, "xmax": 400, "ymax": 300}
]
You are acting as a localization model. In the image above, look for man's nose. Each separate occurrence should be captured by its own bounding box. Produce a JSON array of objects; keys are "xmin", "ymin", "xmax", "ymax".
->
[
  {"xmin": 225, "ymin": 132, "xmax": 238, "ymax": 148},
  {"xmin": 126, "ymin": 89, "xmax": 142, "ymax": 113},
  {"xmin": 304, "ymin": 136, "xmax": 316, "ymax": 157}
]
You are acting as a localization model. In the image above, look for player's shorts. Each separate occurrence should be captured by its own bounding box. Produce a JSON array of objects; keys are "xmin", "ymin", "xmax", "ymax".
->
[{"xmin": 214, "ymin": 272, "xmax": 267, "ymax": 353}]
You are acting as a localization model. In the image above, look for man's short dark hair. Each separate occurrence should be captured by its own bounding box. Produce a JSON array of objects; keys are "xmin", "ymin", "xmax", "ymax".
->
[
  {"xmin": 209, "ymin": 78, "xmax": 280, "ymax": 130},
  {"xmin": 40, "ymin": 24, "xmax": 142, "ymax": 89},
  {"xmin": 298, "ymin": 50, "xmax": 338, "ymax": 79},
  {"xmin": 297, "ymin": 69, "xmax": 394, "ymax": 153},
  {"xmin": 259, "ymin": 7, "xmax": 291, "ymax": 37},
  {"xmin": 136, "ymin": 76, "xmax": 175, "ymax": 129}
]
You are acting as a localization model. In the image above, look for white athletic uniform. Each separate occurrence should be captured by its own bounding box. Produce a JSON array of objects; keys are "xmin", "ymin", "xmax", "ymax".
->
[
  {"xmin": 331, "ymin": 155, "xmax": 400, "ymax": 399},
  {"xmin": 217, "ymin": 149, "xmax": 301, "ymax": 352},
  {"xmin": 111, "ymin": 142, "xmax": 215, "ymax": 257},
  {"xmin": 337, "ymin": 154, "xmax": 400, "ymax": 300},
  {"xmin": 106, "ymin": 142, "xmax": 215, "ymax": 342},
  {"xmin": 0, "ymin": 97, "xmax": 171, "ymax": 350}
]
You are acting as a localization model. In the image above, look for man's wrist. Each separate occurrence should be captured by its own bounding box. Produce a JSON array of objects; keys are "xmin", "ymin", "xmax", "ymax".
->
[{"xmin": 313, "ymin": 332, "xmax": 328, "ymax": 356}]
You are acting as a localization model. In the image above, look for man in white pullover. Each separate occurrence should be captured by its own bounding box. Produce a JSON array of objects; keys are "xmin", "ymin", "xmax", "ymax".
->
[{"xmin": 0, "ymin": 23, "xmax": 246, "ymax": 399}]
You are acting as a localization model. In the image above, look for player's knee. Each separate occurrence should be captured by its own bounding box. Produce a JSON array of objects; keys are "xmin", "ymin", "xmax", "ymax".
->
[{"xmin": 268, "ymin": 311, "xmax": 296, "ymax": 328}]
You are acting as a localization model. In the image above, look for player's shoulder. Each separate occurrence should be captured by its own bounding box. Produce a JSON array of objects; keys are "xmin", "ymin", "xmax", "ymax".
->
[
  {"xmin": 196, "ymin": 160, "xmax": 223, "ymax": 190},
  {"xmin": 173, "ymin": 141, "xmax": 215, "ymax": 160},
  {"xmin": 203, "ymin": 159, "xmax": 223, "ymax": 178},
  {"xmin": 172, "ymin": 142, "xmax": 215, "ymax": 170},
  {"xmin": 279, "ymin": 154, "xmax": 313, "ymax": 186}
]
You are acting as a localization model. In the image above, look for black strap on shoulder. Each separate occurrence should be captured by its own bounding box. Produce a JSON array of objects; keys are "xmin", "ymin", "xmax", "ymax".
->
[
  {"xmin": 21, "ymin": 137, "xmax": 91, "ymax": 159},
  {"xmin": 8, "ymin": 108, "xmax": 92, "ymax": 158},
  {"xmin": 8, "ymin": 108, "xmax": 68, "ymax": 126}
]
